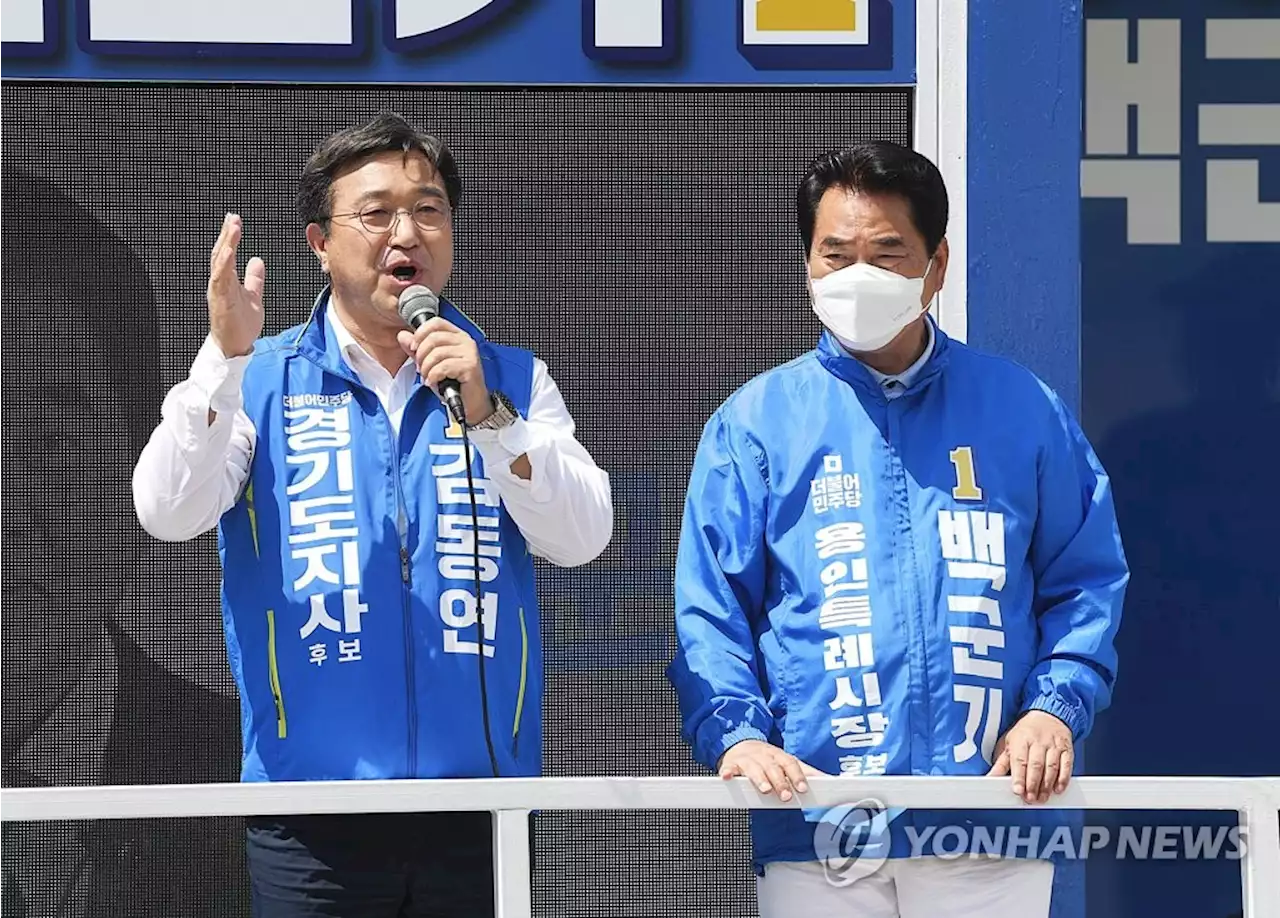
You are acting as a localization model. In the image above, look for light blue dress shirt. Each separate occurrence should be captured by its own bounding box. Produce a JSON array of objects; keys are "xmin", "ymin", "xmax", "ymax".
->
[{"xmin": 857, "ymin": 316, "xmax": 937, "ymax": 399}]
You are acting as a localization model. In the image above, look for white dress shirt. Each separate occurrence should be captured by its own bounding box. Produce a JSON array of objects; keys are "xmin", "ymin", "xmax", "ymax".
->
[{"xmin": 132, "ymin": 309, "xmax": 613, "ymax": 567}]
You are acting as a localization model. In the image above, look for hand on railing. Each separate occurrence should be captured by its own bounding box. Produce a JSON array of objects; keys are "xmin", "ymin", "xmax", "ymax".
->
[
  {"xmin": 987, "ymin": 711, "xmax": 1075, "ymax": 805},
  {"xmin": 716, "ymin": 740, "xmax": 824, "ymax": 803}
]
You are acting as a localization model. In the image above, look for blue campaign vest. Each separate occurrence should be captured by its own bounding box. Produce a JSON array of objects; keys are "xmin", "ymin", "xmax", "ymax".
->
[
  {"xmin": 217, "ymin": 288, "xmax": 543, "ymax": 783},
  {"xmin": 670, "ymin": 321, "xmax": 1128, "ymax": 867}
]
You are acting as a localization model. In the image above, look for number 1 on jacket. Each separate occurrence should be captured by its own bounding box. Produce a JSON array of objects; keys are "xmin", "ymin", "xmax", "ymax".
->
[{"xmin": 949, "ymin": 446, "xmax": 983, "ymax": 501}]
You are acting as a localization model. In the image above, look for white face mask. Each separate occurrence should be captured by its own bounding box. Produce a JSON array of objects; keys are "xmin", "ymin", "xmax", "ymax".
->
[{"xmin": 809, "ymin": 259, "xmax": 934, "ymax": 353}]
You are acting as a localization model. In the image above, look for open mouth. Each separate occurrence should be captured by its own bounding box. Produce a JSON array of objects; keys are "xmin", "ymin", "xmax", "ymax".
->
[{"xmin": 389, "ymin": 265, "xmax": 420, "ymax": 284}]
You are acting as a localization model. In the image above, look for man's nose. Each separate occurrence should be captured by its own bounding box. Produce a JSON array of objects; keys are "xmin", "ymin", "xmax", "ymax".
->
[{"xmin": 388, "ymin": 211, "xmax": 420, "ymax": 247}]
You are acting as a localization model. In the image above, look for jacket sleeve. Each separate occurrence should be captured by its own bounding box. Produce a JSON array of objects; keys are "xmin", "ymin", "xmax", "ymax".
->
[
  {"xmin": 1021, "ymin": 388, "xmax": 1129, "ymax": 741},
  {"xmin": 666, "ymin": 408, "xmax": 775, "ymax": 772}
]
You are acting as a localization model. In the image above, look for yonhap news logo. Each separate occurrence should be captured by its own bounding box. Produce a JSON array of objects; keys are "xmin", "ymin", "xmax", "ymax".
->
[
  {"xmin": 813, "ymin": 801, "xmax": 1248, "ymax": 883},
  {"xmin": 813, "ymin": 799, "xmax": 893, "ymax": 886},
  {"xmin": 903, "ymin": 823, "xmax": 1248, "ymax": 862}
]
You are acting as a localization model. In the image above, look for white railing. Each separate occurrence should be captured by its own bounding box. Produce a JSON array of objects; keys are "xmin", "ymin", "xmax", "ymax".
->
[{"xmin": 4, "ymin": 776, "xmax": 1279, "ymax": 917}]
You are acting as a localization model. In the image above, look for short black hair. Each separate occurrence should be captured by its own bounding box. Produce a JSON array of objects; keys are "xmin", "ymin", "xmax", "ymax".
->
[
  {"xmin": 296, "ymin": 111, "xmax": 462, "ymax": 229},
  {"xmin": 797, "ymin": 141, "xmax": 949, "ymax": 256},
  {"xmin": 1, "ymin": 166, "xmax": 161, "ymax": 461}
]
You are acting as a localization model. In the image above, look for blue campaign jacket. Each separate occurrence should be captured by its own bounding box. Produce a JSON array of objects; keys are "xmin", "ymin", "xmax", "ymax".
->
[
  {"xmin": 217, "ymin": 288, "xmax": 543, "ymax": 783},
  {"xmin": 668, "ymin": 320, "xmax": 1128, "ymax": 867}
]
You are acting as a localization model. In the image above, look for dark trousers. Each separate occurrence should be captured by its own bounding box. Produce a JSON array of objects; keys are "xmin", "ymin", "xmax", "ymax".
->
[{"xmin": 245, "ymin": 812, "xmax": 494, "ymax": 918}]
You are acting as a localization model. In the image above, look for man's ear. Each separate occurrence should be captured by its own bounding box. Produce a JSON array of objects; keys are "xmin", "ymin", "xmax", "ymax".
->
[
  {"xmin": 928, "ymin": 237, "xmax": 950, "ymax": 296},
  {"xmin": 305, "ymin": 222, "xmax": 330, "ymax": 274}
]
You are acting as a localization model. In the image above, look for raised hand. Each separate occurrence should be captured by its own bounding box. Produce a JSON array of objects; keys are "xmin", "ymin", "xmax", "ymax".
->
[{"xmin": 207, "ymin": 213, "xmax": 264, "ymax": 358}]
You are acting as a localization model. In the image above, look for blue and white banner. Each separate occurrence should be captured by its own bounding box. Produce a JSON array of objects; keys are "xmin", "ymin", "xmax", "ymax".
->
[
  {"xmin": 2, "ymin": 0, "xmax": 913, "ymax": 83},
  {"xmin": 1080, "ymin": 3, "xmax": 1280, "ymax": 917}
]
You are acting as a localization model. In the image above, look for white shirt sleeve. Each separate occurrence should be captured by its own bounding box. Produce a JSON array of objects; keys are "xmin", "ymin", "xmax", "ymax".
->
[
  {"xmin": 466, "ymin": 359, "xmax": 614, "ymax": 568},
  {"xmin": 131, "ymin": 334, "xmax": 256, "ymax": 542}
]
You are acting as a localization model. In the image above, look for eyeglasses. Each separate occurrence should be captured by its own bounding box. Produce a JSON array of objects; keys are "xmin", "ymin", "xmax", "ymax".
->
[{"xmin": 328, "ymin": 201, "xmax": 451, "ymax": 234}]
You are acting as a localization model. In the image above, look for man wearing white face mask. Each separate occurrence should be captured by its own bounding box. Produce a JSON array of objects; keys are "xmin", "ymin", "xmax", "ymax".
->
[{"xmin": 667, "ymin": 141, "xmax": 1128, "ymax": 918}]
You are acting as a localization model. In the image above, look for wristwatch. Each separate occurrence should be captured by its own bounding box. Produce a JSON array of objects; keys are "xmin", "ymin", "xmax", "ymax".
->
[{"xmin": 472, "ymin": 390, "xmax": 518, "ymax": 430}]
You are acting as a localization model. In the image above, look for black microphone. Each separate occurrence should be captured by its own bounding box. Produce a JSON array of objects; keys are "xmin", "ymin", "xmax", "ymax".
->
[{"xmin": 397, "ymin": 284, "xmax": 467, "ymax": 425}]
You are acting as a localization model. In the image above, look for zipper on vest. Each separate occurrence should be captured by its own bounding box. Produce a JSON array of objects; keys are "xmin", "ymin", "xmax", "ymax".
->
[
  {"xmin": 385, "ymin": 415, "xmax": 418, "ymax": 778},
  {"xmin": 302, "ymin": 353, "xmax": 419, "ymax": 775},
  {"xmin": 887, "ymin": 400, "xmax": 934, "ymax": 769}
]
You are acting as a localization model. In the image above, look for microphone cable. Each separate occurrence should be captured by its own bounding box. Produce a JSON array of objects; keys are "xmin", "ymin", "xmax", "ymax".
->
[
  {"xmin": 458, "ymin": 407, "xmax": 501, "ymax": 780},
  {"xmin": 396, "ymin": 282, "xmax": 500, "ymax": 779}
]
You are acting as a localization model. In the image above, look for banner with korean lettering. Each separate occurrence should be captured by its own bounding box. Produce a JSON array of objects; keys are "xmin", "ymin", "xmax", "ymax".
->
[
  {"xmin": 2, "ymin": 0, "xmax": 913, "ymax": 83},
  {"xmin": 1079, "ymin": 3, "xmax": 1280, "ymax": 918}
]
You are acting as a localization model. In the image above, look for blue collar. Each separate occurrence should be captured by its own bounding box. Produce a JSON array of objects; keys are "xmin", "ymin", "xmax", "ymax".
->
[
  {"xmin": 290, "ymin": 286, "xmax": 488, "ymax": 382},
  {"xmin": 816, "ymin": 315, "xmax": 950, "ymax": 399},
  {"xmin": 861, "ymin": 317, "xmax": 936, "ymax": 394}
]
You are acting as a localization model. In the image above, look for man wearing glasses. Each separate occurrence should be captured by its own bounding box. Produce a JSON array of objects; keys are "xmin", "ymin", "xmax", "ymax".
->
[{"xmin": 132, "ymin": 112, "xmax": 614, "ymax": 917}]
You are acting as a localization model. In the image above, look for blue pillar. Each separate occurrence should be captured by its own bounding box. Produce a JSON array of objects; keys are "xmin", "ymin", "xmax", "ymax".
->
[{"xmin": 966, "ymin": 3, "xmax": 1085, "ymax": 918}]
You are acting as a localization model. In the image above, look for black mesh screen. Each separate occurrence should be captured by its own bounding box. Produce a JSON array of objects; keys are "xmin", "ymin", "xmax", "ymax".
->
[{"xmin": 1, "ymin": 81, "xmax": 911, "ymax": 917}]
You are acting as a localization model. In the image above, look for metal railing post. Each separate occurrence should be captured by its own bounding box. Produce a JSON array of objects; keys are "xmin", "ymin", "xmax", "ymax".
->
[
  {"xmin": 1240, "ymin": 792, "xmax": 1280, "ymax": 918},
  {"xmin": 493, "ymin": 808, "xmax": 533, "ymax": 918}
]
